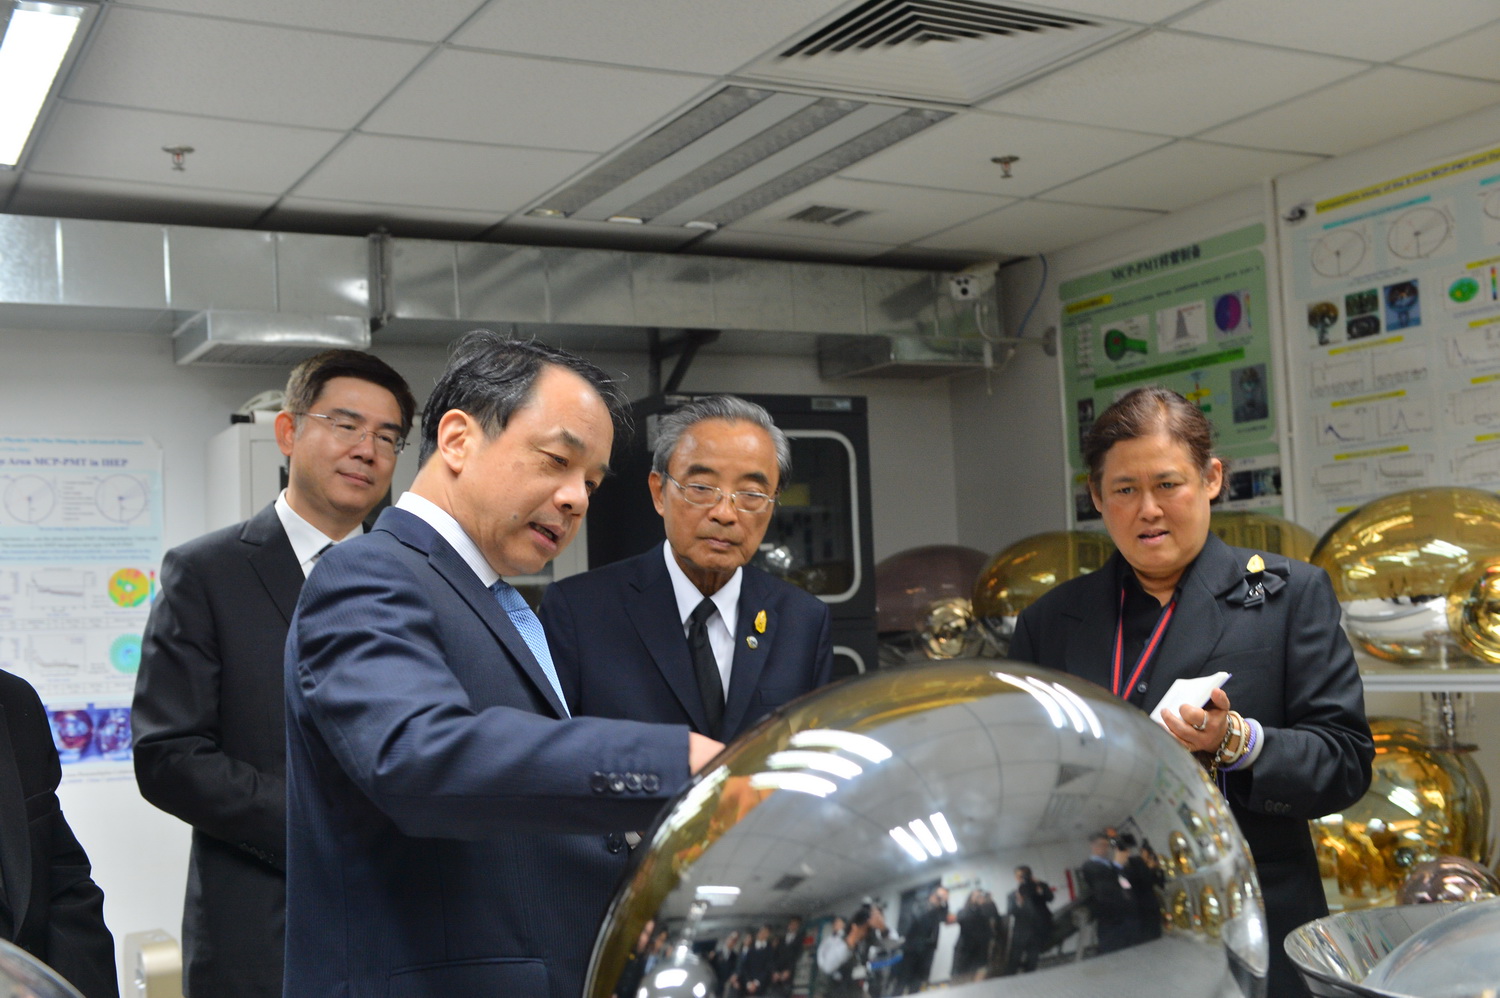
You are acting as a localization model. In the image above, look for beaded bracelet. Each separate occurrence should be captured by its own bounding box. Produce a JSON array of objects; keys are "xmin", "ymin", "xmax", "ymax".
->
[
  {"xmin": 1223, "ymin": 719, "xmax": 1258, "ymax": 772},
  {"xmin": 1215, "ymin": 711, "xmax": 1247, "ymax": 768}
]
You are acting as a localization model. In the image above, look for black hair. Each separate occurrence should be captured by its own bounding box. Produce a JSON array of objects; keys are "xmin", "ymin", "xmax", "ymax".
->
[
  {"xmin": 418, "ymin": 330, "xmax": 631, "ymax": 466},
  {"xmin": 285, "ymin": 349, "xmax": 416, "ymax": 435}
]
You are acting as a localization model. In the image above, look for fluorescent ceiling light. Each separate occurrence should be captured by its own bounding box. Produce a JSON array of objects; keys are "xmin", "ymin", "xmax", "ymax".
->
[
  {"xmin": 908, "ymin": 818, "xmax": 943, "ymax": 859},
  {"xmin": 889, "ymin": 825, "xmax": 928, "ymax": 862},
  {"xmin": 929, "ymin": 811, "xmax": 958, "ymax": 854},
  {"xmin": 748, "ymin": 771, "xmax": 837, "ymax": 797},
  {"xmin": 0, "ymin": 2, "xmax": 87, "ymax": 168},
  {"xmin": 767, "ymin": 749, "xmax": 863, "ymax": 780}
]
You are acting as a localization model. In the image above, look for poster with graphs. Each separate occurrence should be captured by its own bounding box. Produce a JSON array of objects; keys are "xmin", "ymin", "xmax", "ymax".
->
[
  {"xmin": 0, "ymin": 436, "xmax": 162, "ymax": 772},
  {"xmin": 1281, "ymin": 143, "xmax": 1500, "ymax": 537},
  {"xmin": 1058, "ymin": 224, "xmax": 1281, "ymax": 526}
]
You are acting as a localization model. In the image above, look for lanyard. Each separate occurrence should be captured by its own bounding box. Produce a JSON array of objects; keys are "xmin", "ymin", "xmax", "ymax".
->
[{"xmin": 1111, "ymin": 586, "xmax": 1176, "ymax": 699}]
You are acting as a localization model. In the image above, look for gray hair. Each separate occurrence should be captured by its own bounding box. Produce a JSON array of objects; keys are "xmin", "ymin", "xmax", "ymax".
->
[{"xmin": 651, "ymin": 395, "xmax": 791, "ymax": 488}]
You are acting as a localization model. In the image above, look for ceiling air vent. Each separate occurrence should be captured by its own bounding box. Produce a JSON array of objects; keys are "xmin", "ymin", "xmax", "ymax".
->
[
  {"xmin": 772, "ymin": 875, "xmax": 806, "ymax": 891},
  {"xmin": 173, "ymin": 310, "xmax": 370, "ymax": 366},
  {"xmin": 785, "ymin": 204, "xmax": 874, "ymax": 227},
  {"xmin": 743, "ymin": 0, "xmax": 1136, "ymax": 105}
]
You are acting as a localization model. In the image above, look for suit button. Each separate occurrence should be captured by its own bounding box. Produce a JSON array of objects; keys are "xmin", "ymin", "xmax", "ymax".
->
[
  {"xmin": 590, "ymin": 772, "xmax": 608, "ymax": 794},
  {"xmin": 605, "ymin": 833, "xmax": 625, "ymax": 854},
  {"xmin": 642, "ymin": 774, "xmax": 660, "ymax": 794},
  {"xmin": 609, "ymin": 773, "xmax": 626, "ymax": 794},
  {"xmin": 625, "ymin": 772, "xmax": 643, "ymax": 792}
]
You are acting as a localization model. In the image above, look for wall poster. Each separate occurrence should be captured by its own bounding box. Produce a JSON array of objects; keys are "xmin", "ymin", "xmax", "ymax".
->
[
  {"xmin": 1058, "ymin": 224, "xmax": 1281, "ymax": 526},
  {"xmin": 0, "ymin": 436, "xmax": 162, "ymax": 774},
  {"xmin": 1280, "ymin": 143, "xmax": 1500, "ymax": 536}
]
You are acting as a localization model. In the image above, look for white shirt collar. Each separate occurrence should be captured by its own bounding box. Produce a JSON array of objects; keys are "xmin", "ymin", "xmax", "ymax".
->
[
  {"xmin": 395, "ymin": 491, "xmax": 499, "ymax": 588},
  {"xmin": 274, "ymin": 490, "xmax": 361, "ymax": 578},
  {"xmin": 662, "ymin": 540, "xmax": 741, "ymax": 635}
]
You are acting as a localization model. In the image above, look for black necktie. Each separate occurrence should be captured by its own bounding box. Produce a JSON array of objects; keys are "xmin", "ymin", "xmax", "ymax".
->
[{"xmin": 688, "ymin": 598, "xmax": 724, "ymax": 738}]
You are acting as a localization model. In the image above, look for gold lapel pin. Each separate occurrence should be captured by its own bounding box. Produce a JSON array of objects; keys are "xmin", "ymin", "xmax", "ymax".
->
[
  {"xmin": 754, "ymin": 609, "xmax": 767, "ymax": 634},
  {"xmin": 746, "ymin": 636, "xmax": 758, "ymax": 649},
  {"xmin": 1246, "ymin": 554, "xmax": 1265, "ymax": 573}
]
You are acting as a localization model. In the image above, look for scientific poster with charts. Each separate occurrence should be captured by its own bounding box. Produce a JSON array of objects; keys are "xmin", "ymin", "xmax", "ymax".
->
[
  {"xmin": 0, "ymin": 437, "xmax": 162, "ymax": 775},
  {"xmin": 1280, "ymin": 143, "xmax": 1500, "ymax": 537},
  {"xmin": 1058, "ymin": 224, "xmax": 1282, "ymax": 527}
]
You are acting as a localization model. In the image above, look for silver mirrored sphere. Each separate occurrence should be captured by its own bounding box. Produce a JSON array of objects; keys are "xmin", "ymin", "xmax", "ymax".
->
[
  {"xmin": 586, "ymin": 660, "xmax": 1268, "ymax": 997},
  {"xmin": 0, "ymin": 939, "xmax": 86, "ymax": 998}
]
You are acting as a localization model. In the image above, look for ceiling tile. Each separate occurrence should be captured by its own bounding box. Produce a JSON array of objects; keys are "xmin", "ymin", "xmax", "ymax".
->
[
  {"xmin": 1045, "ymin": 140, "xmax": 1319, "ymax": 211},
  {"xmin": 728, "ymin": 177, "xmax": 1013, "ymax": 244},
  {"xmin": 489, "ymin": 215, "xmax": 702, "ymax": 252},
  {"xmin": 1400, "ymin": 20, "xmax": 1500, "ymax": 82},
  {"xmin": 29, "ymin": 103, "xmax": 344, "ymax": 193},
  {"xmin": 261, "ymin": 198, "xmax": 503, "ymax": 240},
  {"xmin": 63, "ymin": 8, "xmax": 429, "ymax": 128},
  {"xmin": 982, "ymin": 30, "xmax": 1363, "ymax": 135},
  {"xmin": 118, "ymin": 0, "xmax": 487, "ymax": 41},
  {"xmin": 1202, "ymin": 68, "xmax": 1500, "ymax": 157},
  {"xmin": 691, "ymin": 230, "xmax": 892, "ymax": 263},
  {"xmin": 1051, "ymin": 0, "xmax": 1206, "ymax": 22},
  {"xmin": 362, "ymin": 50, "xmax": 714, "ymax": 152},
  {"xmin": 455, "ymin": 0, "xmax": 847, "ymax": 74},
  {"xmin": 915, "ymin": 200, "xmax": 1160, "ymax": 257},
  {"xmin": 1174, "ymin": 0, "xmax": 1500, "ymax": 62},
  {"xmin": 9, "ymin": 174, "xmax": 273, "ymax": 227},
  {"xmin": 841, "ymin": 111, "xmax": 1172, "ymax": 198},
  {"xmin": 292, "ymin": 134, "xmax": 596, "ymax": 213}
]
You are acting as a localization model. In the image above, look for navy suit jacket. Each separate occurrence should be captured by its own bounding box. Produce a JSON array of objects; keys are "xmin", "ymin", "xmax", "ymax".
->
[
  {"xmin": 283, "ymin": 508, "xmax": 690, "ymax": 998},
  {"xmin": 539, "ymin": 547, "xmax": 834, "ymax": 743},
  {"xmin": 1010, "ymin": 532, "xmax": 1372, "ymax": 995}
]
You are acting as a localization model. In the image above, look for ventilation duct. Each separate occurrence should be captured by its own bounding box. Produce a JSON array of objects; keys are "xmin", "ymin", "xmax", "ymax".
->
[{"xmin": 0, "ymin": 213, "xmax": 998, "ymax": 377}]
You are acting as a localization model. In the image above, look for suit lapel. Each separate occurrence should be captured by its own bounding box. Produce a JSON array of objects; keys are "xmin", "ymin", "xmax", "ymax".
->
[
  {"xmin": 625, "ymin": 555, "xmax": 710, "ymax": 732},
  {"xmin": 242, "ymin": 503, "xmax": 304, "ymax": 624},
  {"xmin": 1056, "ymin": 556, "xmax": 1121, "ymax": 693},
  {"xmin": 1142, "ymin": 534, "xmax": 1239, "ymax": 703},
  {"xmin": 0, "ymin": 708, "xmax": 33, "ymax": 935},
  {"xmin": 378, "ymin": 508, "xmax": 569, "ymax": 719},
  {"xmin": 723, "ymin": 569, "xmax": 774, "ymax": 737}
]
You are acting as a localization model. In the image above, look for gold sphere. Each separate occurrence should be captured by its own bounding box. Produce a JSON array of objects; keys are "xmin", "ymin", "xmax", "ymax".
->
[
  {"xmin": 1209, "ymin": 510, "xmax": 1317, "ymax": 562},
  {"xmin": 1447, "ymin": 555, "xmax": 1500, "ymax": 665},
  {"xmin": 972, "ymin": 531, "xmax": 1116, "ymax": 650},
  {"xmin": 1310, "ymin": 487, "xmax": 1500, "ymax": 664},
  {"xmin": 1310, "ymin": 717, "xmax": 1492, "ymax": 911}
]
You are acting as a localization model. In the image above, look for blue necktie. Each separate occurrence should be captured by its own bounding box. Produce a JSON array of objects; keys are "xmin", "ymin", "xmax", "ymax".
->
[{"xmin": 490, "ymin": 580, "xmax": 570, "ymax": 717}]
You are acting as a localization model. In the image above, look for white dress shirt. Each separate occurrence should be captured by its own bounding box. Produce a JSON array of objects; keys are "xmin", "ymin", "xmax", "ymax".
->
[
  {"xmin": 274, "ymin": 490, "xmax": 362, "ymax": 578},
  {"xmin": 662, "ymin": 541, "xmax": 740, "ymax": 699}
]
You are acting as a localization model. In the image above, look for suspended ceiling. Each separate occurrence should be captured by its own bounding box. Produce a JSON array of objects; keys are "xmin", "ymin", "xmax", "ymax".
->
[{"xmin": 5, "ymin": 0, "xmax": 1500, "ymax": 270}]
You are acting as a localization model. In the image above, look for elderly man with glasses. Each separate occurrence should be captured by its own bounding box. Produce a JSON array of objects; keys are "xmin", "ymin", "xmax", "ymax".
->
[
  {"xmin": 541, "ymin": 394, "xmax": 833, "ymax": 751},
  {"xmin": 133, "ymin": 349, "xmax": 414, "ymax": 998}
]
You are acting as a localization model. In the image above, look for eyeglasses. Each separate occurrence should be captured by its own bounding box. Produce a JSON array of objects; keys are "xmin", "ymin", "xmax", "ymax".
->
[
  {"xmin": 296, "ymin": 412, "xmax": 406, "ymax": 457},
  {"xmin": 665, "ymin": 473, "xmax": 776, "ymax": 514}
]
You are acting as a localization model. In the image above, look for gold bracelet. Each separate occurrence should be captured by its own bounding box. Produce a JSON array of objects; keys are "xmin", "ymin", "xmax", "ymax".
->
[{"xmin": 1215, "ymin": 711, "xmax": 1247, "ymax": 767}]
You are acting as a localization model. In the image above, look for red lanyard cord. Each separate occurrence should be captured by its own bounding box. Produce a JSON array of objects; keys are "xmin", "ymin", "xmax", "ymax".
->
[{"xmin": 1111, "ymin": 586, "xmax": 1176, "ymax": 699}]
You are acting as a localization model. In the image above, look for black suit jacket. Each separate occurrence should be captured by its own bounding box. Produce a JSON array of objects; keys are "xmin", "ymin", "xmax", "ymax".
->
[
  {"xmin": 1010, "ymin": 533, "xmax": 1372, "ymax": 994},
  {"xmin": 284, "ymin": 507, "xmax": 690, "ymax": 998},
  {"xmin": 540, "ymin": 547, "xmax": 834, "ymax": 743},
  {"xmin": 133, "ymin": 502, "xmax": 302, "ymax": 998},
  {"xmin": 0, "ymin": 670, "xmax": 117, "ymax": 998}
]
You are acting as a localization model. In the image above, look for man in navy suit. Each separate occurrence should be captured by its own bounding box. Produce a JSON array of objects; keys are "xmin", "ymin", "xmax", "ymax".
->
[
  {"xmin": 541, "ymin": 395, "xmax": 833, "ymax": 744},
  {"xmin": 283, "ymin": 332, "xmax": 721, "ymax": 998}
]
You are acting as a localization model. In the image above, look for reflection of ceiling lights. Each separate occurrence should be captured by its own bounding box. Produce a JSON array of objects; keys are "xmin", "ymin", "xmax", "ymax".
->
[
  {"xmin": 694, "ymin": 886, "xmax": 742, "ymax": 907},
  {"xmin": 890, "ymin": 811, "xmax": 959, "ymax": 862},
  {"xmin": 993, "ymin": 671, "xmax": 1102, "ymax": 738},
  {"xmin": 788, "ymin": 728, "xmax": 893, "ymax": 762},
  {"xmin": 0, "ymin": 1, "xmax": 92, "ymax": 168},
  {"xmin": 748, "ymin": 771, "xmax": 837, "ymax": 797},
  {"xmin": 768, "ymin": 749, "xmax": 863, "ymax": 780},
  {"xmin": 526, "ymin": 86, "xmax": 949, "ymax": 230}
]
